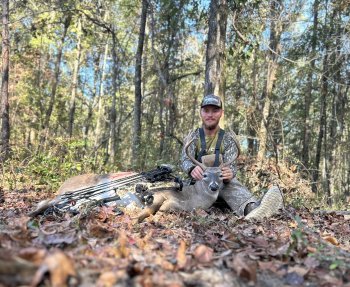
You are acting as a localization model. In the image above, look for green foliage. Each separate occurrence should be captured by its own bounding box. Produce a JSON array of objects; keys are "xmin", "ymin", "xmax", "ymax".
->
[{"xmin": 1, "ymin": 138, "xmax": 109, "ymax": 192}]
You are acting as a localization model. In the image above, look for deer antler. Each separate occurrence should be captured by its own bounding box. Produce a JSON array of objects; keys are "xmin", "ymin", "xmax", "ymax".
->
[
  {"xmin": 219, "ymin": 130, "xmax": 240, "ymax": 168},
  {"xmin": 185, "ymin": 137, "xmax": 207, "ymax": 171}
]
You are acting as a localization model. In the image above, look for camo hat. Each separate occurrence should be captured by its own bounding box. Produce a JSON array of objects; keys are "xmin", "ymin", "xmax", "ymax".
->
[{"xmin": 200, "ymin": 94, "xmax": 222, "ymax": 108}]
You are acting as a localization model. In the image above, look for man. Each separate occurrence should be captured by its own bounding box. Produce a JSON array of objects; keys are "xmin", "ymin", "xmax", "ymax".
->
[{"xmin": 181, "ymin": 94, "xmax": 283, "ymax": 219}]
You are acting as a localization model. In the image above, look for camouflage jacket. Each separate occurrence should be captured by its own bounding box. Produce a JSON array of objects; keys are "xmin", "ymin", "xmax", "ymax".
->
[{"xmin": 181, "ymin": 128, "xmax": 239, "ymax": 177}]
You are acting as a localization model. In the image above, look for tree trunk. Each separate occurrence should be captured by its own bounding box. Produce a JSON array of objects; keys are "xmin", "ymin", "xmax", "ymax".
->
[
  {"xmin": 132, "ymin": 0, "xmax": 148, "ymax": 167},
  {"xmin": 149, "ymin": 7, "xmax": 170, "ymax": 159},
  {"xmin": 325, "ymin": 7, "xmax": 343, "ymax": 202},
  {"xmin": 42, "ymin": 16, "xmax": 70, "ymax": 143},
  {"xmin": 94, "ymin": 41, "xmax": 109, "ymax": 154},
  {"xmin": 0, "ymin": 0, "xmax": 10, "ymax": 160},
  {"xmin": 247, "ymin": 50, "xmax": 258, "ymax": 154},
  {"xmin": 313, "ymin": 54, "xmax": 329, "ymax": 194},
  {"xmin": 108, "ymin": 32, "xmax": 119, "ymax": 164},
  {"xmin": 312, "ymin": 5, "xmax": 337, "ymax": 198},
  {"xmin": 302, "ymin": 0, "xmax": 319, "ymax": 167},
  {"xmin": 68, "ymin": 18, "xmax": 82, "ymax": 138},
  {"xmin": 257, "ymin": 0, "xmax": 282, "ymax": 161},
  {"xmin": 204, "ymin": 0, "xmax": 228, "ymax": 100}
]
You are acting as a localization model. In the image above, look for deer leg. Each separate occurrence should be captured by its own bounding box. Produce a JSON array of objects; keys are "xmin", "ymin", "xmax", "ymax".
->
[
  {"xmin": 135, "ymin": 194, "xmax": 166, "ymax": 223},
  {"xmin": 159, "ymin": 199, "xmax": 184, "ymax": 212},
  {"xmin": 28, "ymin": 199, "xmax": 53, "ymax": 217}
]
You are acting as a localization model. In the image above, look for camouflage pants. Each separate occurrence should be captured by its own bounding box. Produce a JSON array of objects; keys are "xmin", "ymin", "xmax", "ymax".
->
[{"xmin": 218, "ymin": 178, "xmax": 257, "ymax": 216}]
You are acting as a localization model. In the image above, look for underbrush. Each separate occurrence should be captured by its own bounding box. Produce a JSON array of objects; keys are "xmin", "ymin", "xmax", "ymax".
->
[
  {"xmin": 0, "ymin": 138, "xmax": 115, "ymax": 192},
  {"xmin": 237, "ymin": 155, "xmax": 348, "ymax": 211},
  {"xmin": 1, "ymin": 140, "xmax": 347, "ymax": 211}
]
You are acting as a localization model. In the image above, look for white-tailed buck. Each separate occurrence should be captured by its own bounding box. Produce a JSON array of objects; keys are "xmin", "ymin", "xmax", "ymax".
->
[{"xmin": 135, "ymin": 136, "xmax": 238, "ymax": 222}]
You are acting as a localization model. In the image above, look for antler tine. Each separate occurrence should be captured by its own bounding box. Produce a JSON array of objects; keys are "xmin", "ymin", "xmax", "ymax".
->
[
  {"xmin": 219, "ymin": 130, "xmax": 241, "ymax": 168},
  {"xmin": 185, "ymin": 136, "xmax": 207, "ymax": 171}
]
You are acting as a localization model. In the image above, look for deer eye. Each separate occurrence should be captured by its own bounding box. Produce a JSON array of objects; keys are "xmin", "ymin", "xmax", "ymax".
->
[{"xmin": 203, "ymin": 174, "xmax": 208, "ymax": 178}]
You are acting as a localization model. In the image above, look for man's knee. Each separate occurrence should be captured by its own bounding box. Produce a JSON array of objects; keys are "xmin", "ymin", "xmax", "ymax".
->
[{"xmin": 219, "ymin": 179, "xmax": 258, "ymax": 216}]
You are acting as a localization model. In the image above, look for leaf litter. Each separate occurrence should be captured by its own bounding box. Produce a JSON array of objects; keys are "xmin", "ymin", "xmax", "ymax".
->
[{"xmin": 1, "ymin": 161, "xmax": 350, "ymax": 287}]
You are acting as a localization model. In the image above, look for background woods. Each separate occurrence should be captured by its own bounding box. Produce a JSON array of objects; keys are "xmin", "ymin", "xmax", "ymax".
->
[{"xmin": 0, "ymin": 0, "xmax": 349, "ymax": 205}]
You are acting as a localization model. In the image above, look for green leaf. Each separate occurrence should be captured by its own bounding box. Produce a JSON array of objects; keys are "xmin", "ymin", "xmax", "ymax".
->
[{"xmin": 329, "ymin": 262, "xmax": 338, "ymax": 270}]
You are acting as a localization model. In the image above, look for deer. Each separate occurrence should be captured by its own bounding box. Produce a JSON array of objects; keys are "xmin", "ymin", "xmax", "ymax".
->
[
  {"xmin": 28, "ymin": 172, "xmax": 137, "ymax": 217},
  {"xmin": 135, "ymin": 136, "xmax": 238, "ymax": 223}
]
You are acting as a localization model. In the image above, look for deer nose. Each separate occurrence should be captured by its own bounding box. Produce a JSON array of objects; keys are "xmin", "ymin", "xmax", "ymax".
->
[{"xmin": 209, "ymin": 182, "xmax": 219, "ymax": 191}]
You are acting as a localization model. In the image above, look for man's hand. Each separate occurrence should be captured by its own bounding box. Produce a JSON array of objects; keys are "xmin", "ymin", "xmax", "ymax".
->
[
  {"xmin": 191, "ymin": 165, "xmax": 204, "ymax": 180},
  {"xmin": 221, "ymin": 166, "xmax": 234, "ymax": 182}
]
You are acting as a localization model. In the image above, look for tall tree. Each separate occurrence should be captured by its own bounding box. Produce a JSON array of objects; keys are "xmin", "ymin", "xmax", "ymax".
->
[
  {"xmin": 302, "ymin": 0, "xmax": 319, "ymax": 167},
  {"xmin": 204, "ymin": 0, "xmax": 228, "ymax": 99},
  {"xmin": 257, "ymin": 0, "xmax": 283, "ymax": 161},
  {"xmin": 68, "ymin": 17, "xmax": 82, "ymax": 138},
  {"xmin": 94, "ymin": 41, "xmax": 109, "ymax": 156},
  {"xmin": 0, "ymin": 0, "xmax": 10, "ymax": 160},
  {"xmin": 132, "ymin": 0, "xmax": 148, "ymax": 167},
  {"xmin": 42, "ymin": 15, "xmax": 71, "ymax": 143},
  {"xmin": 108, "ymin": 31, "xmax": 119, "ymax": 164}
]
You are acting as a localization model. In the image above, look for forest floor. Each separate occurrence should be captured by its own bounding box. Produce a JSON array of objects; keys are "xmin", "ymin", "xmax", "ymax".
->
[{"xmin": 1, "ymin": 159, "xmax": 350, "ymax": 287}]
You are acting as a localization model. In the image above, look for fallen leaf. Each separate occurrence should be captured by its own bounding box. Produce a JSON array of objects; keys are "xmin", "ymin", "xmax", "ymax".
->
[
  {"xmin": 31, "ymin": 250, "xmax": 78, "ymax": 287},
  {"xmin": 97, "ymin": 270, "xmax": 127, "ymax": 287},
  {"xmin": 117, "ymin": 231, "xmax": 130, "ymax": 258},
  {"xmin": 231, "ymin": 253, "xmax": 256, "ymax": 283},
  {"xmin": 176, "ymin": 240, "xmax": 187, "ymax": 269},
  {"xmin": 306, "ymin": 246, "xmax": 317, "ymax": 253},
  {"xmin": 194, "ymin": 209, "xmax": 208, "ymax": 217},
  {"xmin": 320, "ymin": 274, "xmax": 343, "ymax": 286},
  {"xmin": 214, "ymin": 249, "xmax": 232, "ymax": 259},
  {"xmin": 154, "ymin": 257, "xmax": 175, "ymax": 271},
  {"xmin": 97, "ymin": 271, "xmax": 118, "ymax": 287},
  {"xmin": 18, "ymin": 248, "xmax": 47, "ymax": 265},
  {"xmin": 0, "ymin": 256, "xmax": 37, "ymax": 286},
  {"xmin": 322, "ymin": 235, "xmax": 339, "ymax": 246},
  {"xmin": 290, "ymin": 165, "xmax": 297, "ymax": 172},
  {"xmin": 39, "ymin": 231, "xmax": 76, "ymax": 246},
  {"xmin": 258, "ymin": 261, "xmax": 281, "ymax": 274},
  {"xmin": 304, "ymin": 256, "xmax": 320, "ymax": 269},
  {"xmin": 248, "ymin": 236, "xmax": 269, "ymax": 247},
  {"xmin": 288, "ymin": 265, "xmax": 308, "ymax": 277},
  {"xmin": 87, "ymin": 222, "xmax": 114, "ymax": 238},
  {"xmin": 193, "ymin": 245, "xmax": 213, "ymax": 263},
  {"xmin": 97, "ymin": 206, "xmax": 116, "ymax": 222}
]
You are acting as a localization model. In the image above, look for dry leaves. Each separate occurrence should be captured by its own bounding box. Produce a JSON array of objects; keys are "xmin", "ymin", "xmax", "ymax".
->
[
  {"xmin": 231, "ymin": 253, "xmax": 257, "ymax": 284},
  {"xmin": 176, "ymin": 240, "xmax": 187, "ymax": 270},
  {"xmin": 1, "ymin": 174, "xmax": 350, "ymax": 287},
  {"xmin": 31, "ymin": 250, "xmax": 78, "ymax": 287},
  {"xmin": 322, "ymin": 234, "xmax": 340, "ymax": 246},
  {"xmin": 193, "ymin": 244, "xmax": 213, "ymax": 263}
]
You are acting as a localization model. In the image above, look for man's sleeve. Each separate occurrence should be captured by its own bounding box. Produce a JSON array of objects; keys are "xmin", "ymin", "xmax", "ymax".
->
[
  {"xmin": 180, "ymin": 130, "xmax": 198, "ymax": 175},
  {"xmin": 222, "ymin": 131, "xmax": 240, "ymax": 177}
]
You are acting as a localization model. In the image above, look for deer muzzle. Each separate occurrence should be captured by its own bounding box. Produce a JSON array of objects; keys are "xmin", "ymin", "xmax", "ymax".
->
[{"xmin": 209, "ymin": 182, "xmax": 219, "ymax": 192}]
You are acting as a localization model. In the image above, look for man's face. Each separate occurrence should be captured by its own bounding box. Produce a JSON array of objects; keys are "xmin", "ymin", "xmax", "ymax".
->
[{"xmin": 200, "ymin": 105, "xmax": 223, "ymax": 130}]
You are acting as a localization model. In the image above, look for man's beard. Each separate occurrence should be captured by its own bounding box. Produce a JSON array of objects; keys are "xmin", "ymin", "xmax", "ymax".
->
[{"xmin": 203, "ymin": 120, "xmax": 219, "ymax": 130}]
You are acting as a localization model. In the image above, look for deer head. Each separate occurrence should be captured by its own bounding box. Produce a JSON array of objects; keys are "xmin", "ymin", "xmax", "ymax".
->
[{"xmin": 184, "ymin": 134, "xmax": 239, "ymax": 192}]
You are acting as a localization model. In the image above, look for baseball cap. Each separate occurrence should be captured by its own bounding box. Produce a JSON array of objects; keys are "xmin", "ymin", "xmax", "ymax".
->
[{"xmin": 200, "ymin": 94, "xmax": 222, "ymax": 108}]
